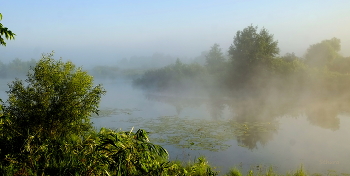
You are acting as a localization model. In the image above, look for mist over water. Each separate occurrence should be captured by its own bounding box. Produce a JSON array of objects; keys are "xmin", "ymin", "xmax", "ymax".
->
[
  {"xmin": 2, "ymin": 36, "xmax": 350, "ymax": 174},
  {"xmin": 89, "ymin": 79, "xmax": 350, "ymax": 174}
]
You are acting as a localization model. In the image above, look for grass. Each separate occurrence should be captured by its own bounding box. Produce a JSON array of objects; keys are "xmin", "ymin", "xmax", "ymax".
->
[
  {"xmin": 225, "ymin": 166, "xmax": 307, "ymax": 176},
  {"xmin": 223, "ymin": 166, "xmax": 350, "ymax": 176}
]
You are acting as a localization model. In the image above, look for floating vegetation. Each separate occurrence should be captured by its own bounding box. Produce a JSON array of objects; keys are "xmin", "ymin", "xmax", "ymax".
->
[
  {"xmin": 91, "ymin": 108, "xmax": 140, "ymax": 118},
  {"xmin": 124, "ymin": 116, "xmax": 279, "ymax": 151}
]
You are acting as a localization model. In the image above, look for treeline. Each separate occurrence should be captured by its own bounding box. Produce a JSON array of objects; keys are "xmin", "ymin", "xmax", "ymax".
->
[
  {"xmin": 133, "ymin": 59, "xmax": 208, "ymax": 92},
  {"xmin": 0, "ymin": 58, "xmax": 36, "ymax": 78},
  {"xmin": 0, "ymin": 58, "xmax": 146, "ymax": 80},
  {"xmin": 133, "ymin": 25, "xmax": 350, "ymax": 102},
  {"xmin": 89, "ymin": 65, "xmax": 145, "ymax": 80}
]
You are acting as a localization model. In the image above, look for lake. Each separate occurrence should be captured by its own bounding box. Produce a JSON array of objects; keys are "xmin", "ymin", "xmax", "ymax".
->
[
  {"xmin": 1, "ymin": 78, "xmax": 349, "ymax": 175},
  {"xmin": 91, "ymin": 79, "xmax": 350, "ymax": 175}
]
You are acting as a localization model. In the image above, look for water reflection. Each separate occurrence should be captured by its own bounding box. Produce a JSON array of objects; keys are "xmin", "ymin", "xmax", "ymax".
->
[{"xmin": 141, "ymin": 89, "xmax": 349, "ymax": 150}]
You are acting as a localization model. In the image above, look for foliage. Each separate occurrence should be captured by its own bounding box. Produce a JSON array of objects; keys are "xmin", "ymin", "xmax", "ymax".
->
[
  {"xmin": 97, "ymin": 127, "xmax": 169, "ymax": 175},
  {"xmin": 224, "ymin": 166, "xmax": 312, "ymax": 176},
  {"xmin": 133, "ymin": 59, "xmax": 207, "ymax": 92},
  {"xmin": 280, "ymin": 52, "xmax": 300, "ymax": 62},
  {"xmin": 226, "ymin": 168, "xmax": 242, "ymax": 176},
  {"xmin": 0, "ymin": 13, "xmax": 16, "ymax": 46},
  {"xmin": 0, "ymin": 131, "xmax": 107, "ymax": 175},
  {"xmin": 305, "ymin": 38, "xmax": 341, "ymax": 68},
  {"xmin": 206, "ymin": 43, "xmax": 227, "ymax": 74},
  {"xmin": 1, "ymin": 52, "xmax": 106, "ymax": 160},
  {"xmin": 171, "ymin": 157, "xmax": 218, "ymax": 176},
  {"xmin": 328, "ymin": 56, "xmax": 350, "ymax": 74},
  {"xmin": 228, "ymin": 25, "xmax": 279, "ymax": 71},
  {"xmin": 0, "ymin": 55, "xmax": 220, "ymax": 175},
  {"xmin": 226, "ymin": 25, "xmax": 279, "ymax": 89}
]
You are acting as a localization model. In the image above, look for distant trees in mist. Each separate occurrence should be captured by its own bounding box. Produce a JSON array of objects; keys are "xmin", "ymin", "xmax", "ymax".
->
[
  {"xmin": 0, "ymin": 58, "xmax": 36, "ymax": 78},
  {"xmin": 133, "ymin": 25, "xmax": 350, "ymax": 101}
]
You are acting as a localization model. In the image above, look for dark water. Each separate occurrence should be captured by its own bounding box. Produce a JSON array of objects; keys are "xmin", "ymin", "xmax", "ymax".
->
[
  {"xmin": 1, "ymin": 79, "xmax": 349, "ymax": 175},
  {"xmin": 92, "ymin": 80, "xmax": 350, "ymax": 175}
]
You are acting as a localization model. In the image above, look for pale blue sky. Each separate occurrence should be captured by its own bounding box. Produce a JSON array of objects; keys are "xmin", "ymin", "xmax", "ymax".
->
[{"xmin": 1, "ymin": 0, "xmax": 349, "ymax": 65}]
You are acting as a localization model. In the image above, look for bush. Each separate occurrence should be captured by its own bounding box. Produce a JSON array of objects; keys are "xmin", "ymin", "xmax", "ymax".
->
[{"xmin": 0, "ymin": 52, "xmax": 106, "ymax": 173}]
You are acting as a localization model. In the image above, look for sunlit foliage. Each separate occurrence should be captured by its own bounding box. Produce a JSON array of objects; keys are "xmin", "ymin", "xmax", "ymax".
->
[
  {"xmin": 0, "ymin": 13, "xmax": 16, "ymax": 46},
  {"xmin": 0, "ymin": 53, "xmax": 106, "ymax": 174},
  {"xmin": 97, "ymin": 127, "xmax": 169, "ymax": 175},
  {"xmin": 3, "ymin": 52, "xmax": 105, "ymax": 139}
]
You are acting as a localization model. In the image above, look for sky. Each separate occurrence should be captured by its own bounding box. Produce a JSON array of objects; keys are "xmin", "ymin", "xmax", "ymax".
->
[{"xmin": 1, "ymin": 0, "xmax": 350, "ymax": 66}]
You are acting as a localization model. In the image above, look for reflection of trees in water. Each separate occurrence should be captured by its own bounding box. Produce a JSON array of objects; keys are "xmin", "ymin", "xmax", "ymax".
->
[
  {"xmin": 142, "ymin": 92, "xmax": 280, "ymax": 149},
  {"xmin": 207, "ymin": 96, "xmax": 227, "ymax": 119},
  {"xmin": 142, "ymin": 90, "xmax": 350, "ymax": 150},
  {"xmin": 229, "ymin": 120, "xmax": 279, "ymax": 150},
  {"xmin": 304, "ymin": 101, "xmax": 342, "ymax": 131},
  {"xmin": 228, "ymin": 98, "xmax": 281, "ymax": 149}
]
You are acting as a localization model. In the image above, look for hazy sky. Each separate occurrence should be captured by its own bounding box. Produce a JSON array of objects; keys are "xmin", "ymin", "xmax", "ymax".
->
[{"xmin": 1, "ymin": 0, "xmax": 349, "ymax": 65}]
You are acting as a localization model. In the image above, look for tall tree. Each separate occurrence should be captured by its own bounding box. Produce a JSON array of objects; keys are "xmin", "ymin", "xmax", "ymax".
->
[
  {"xmin": 0, "ymin": 13, "xmax": 16, "ymax": 46},
  {"xmin": 228, "ymin": 25, "xmax": 279, "ymax": 87},
  {"xmin": 229, "ymin": 25, "xmax": 279, "ymax": 68}
]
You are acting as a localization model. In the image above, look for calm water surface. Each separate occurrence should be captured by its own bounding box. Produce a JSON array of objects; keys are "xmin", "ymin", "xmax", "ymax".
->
[{"xmin": 92, "ymin": 80, "xmax": 350, "ymax": 175}]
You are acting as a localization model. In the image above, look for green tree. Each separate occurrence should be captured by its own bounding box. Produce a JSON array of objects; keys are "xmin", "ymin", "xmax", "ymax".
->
[
  {"xmin": 305, "ymin": 37, "xmax": 341, "ymax": 67},
  {"xmin": 228, "ymin": 25, "xmax": 279, "ymax": 67},
  {"xmin": 205, "ymin": 43, "xmax": 226, "ymax": 74},
  {"xmin": 2, "ymin": 52, "xmax": 106, "ymax": 142},
  {"xmin": 227, "ymin": 25, "xmax": 279, "ymax": 88},
  {"xmin": 0, "ymin": 13, "xmax": 16, "ymax": 46}
]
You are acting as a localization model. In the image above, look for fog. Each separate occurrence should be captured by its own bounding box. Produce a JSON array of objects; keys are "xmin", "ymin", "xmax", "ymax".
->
[{"xmin": 1, "ymin": 0, "xmax": 350, "ymax": 175}]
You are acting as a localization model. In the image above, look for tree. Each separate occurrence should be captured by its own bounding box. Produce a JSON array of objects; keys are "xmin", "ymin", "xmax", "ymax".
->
[
  {"xmin": 227, "ymin": 25, "xmax": 279, "ymax": 88},
  {"xmin": 205, "ymin": 43, "xmax": 226, "ymax": 74},
  {"xmin": 0, "ymin": 13, "xmax": 16, "ymax": 46},
  {"xmin": 2, "ymin": 52, "xmax": 106, "ymax": 141},
  {"xmin": 305, "ymin": 37, "xmax": 341, "ymax": 67},
  {"xmin": 229, "ymin": 25, "xmax": 279, "ymax": 68},
  {"xmin": 280, "ymin": 52, "xmax": 300, "ymax": 62}
]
